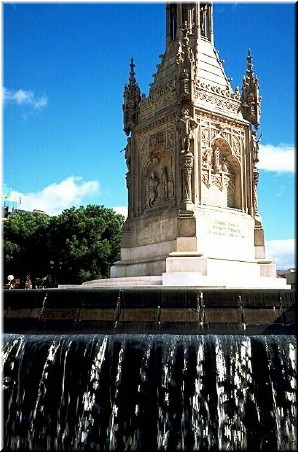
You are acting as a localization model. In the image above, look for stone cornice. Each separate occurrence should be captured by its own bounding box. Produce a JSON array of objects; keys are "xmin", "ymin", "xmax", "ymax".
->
[
  {"xmin": 195, "ymin": 108, "xmax": 249, "ymax": 130},
  {"xmin": 136, "ymin": 112, "xmax": 177, "ymax": 135},
  {"xmin": 194, "ymin": 80, "xmax": 242, "ymax": 119}
]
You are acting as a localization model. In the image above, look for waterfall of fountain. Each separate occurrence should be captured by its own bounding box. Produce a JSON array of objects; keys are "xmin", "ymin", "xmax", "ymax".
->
[
  {"xmin": 2, "ymin": 287, "xmax": 296, "ymax": 450},
  {"xmin": 3, "ymin": 288, "xmax": 296, "ymax": 335},
  {"xmin": 2, "ymin": 333, "xmax": 296, "ymax": 451}
]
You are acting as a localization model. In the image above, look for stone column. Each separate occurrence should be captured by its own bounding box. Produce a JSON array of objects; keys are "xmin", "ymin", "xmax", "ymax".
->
[
  {"xmin": 253, "ymin": 168, "xmax": 259, "ymax": 216},
  {"xmin": 180, "ymin": 151, "xmax": 194, "ymax": 210},
  {"xmin": 126, "ymin": 172, "xmax": 131, "ymax": 218}
]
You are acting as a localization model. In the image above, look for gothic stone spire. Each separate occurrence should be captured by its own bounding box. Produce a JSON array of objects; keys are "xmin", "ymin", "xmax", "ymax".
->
[
  {"xmin": 123, "ymin": 57, "xmax": 141, "ymax": 136},
  {"xmin": 241, "ymin": 49, "xmax": 261, "ymax": 129}
]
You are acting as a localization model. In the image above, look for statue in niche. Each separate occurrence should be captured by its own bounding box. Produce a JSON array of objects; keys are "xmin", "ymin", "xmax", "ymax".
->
[
  {"xmin": 177, "ymin": 108, "xmax": 198, "ymax": 154},
  {"xmin": 221, "ymin": 157, "xmax": 228, "ymax": 172},
  {"xmin": 213, "ymin": 146, "xmax": 222, "ymax": 173},
  {"xmin": 202, "ymin": 148, "xmax": 212, "ymax": 168},
  {"xmin": 161, "ymin": 166, "xmax": 168, "ymax": 201},
  {"xmin": 146, "ymin": 172, "xmax": 159, "ymax": 208},
  {"xmin": 201, "ymin": 128, "xmax": 210, "ymax": 146},
  {"xmin": 150, "ymin": 135, "xmax": 157, "ymax": 149},
  {"xmin": 125, "ymin": 138, "xmax": 131, "ymax": 172}
]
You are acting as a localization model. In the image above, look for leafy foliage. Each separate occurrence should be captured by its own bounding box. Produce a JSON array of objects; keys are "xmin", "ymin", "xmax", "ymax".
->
[
  {"xmin": 3, "ymin": 210, "xmax": 51, "ymax": 284},
  {"xmin": 3, "ymin": 205, "xmax": 124, "ymax": 286}
]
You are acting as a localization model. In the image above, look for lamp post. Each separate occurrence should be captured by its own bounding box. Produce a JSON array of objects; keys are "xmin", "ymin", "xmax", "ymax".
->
[{"xmin": 7, "ymin": 274, "xmax": 14, "ymax": 289}]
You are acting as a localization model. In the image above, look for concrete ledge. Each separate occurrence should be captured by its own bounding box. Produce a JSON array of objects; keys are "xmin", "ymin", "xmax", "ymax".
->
[
  {"xmin": 81, "ymin": 276, "xmax": 163, "ymax": 287},
  {"xmin": 162, "ymin": 271, "xmax": 290, "ymax": 289}
]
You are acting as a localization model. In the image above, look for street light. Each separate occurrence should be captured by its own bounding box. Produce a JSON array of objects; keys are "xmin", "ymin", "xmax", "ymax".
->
[{"xmin": 7, "ymin": 274, "xmax": 14, "ymax": 289}]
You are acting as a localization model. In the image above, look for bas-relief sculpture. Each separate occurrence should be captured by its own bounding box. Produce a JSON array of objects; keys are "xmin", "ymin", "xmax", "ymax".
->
[{"xmin": 111, "ymin": 2, "xmax": 287, "ymax": 288}]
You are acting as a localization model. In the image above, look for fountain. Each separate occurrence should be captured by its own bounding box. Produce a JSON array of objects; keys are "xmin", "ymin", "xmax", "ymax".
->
[
  {"xmin": 2, "ymin": 2, "xmax": 296, "ymax": 449},
  {"xmin": 3, "ymin": 287, "xmax": 296, "ymax": 335},
  {"xmin": 2, "ymin": 287, "xmax": 297, "ymax": 450}
]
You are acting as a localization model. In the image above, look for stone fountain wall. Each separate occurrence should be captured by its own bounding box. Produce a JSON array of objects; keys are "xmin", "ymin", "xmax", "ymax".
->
[{"xmin": 3, "ymin": 288, "xmax": 296, "ymax": 335}]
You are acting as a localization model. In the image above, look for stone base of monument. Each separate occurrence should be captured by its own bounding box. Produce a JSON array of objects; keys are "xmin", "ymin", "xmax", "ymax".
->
[
  {"xmin": 161, "ymin": 253, "xmax": 289, "ymax": 288},
  {"xmin": 161, "ymin": 272, "xmax": 289, "ymax": 288},
  {"xmin": 104, "ymin": 207, "xmax": 290, "ymax": 289},
  {"xmin": 77, "ymin": 258, "xmax": 289, "ymax": 289},
  {"xmin": 78, "ymin": 273, "xmax": 289, "ymax": 289}
]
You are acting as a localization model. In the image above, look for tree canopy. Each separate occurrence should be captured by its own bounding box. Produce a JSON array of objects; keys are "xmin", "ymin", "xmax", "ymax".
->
[{"xmin": 3, "ymin": 205, "xmax": 124, "ymax": 287}]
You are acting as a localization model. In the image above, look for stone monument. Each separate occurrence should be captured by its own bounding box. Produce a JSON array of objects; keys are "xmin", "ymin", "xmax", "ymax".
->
[{"xmin": 107, "ymin": 3, "xmax": 287, "ymax": 288}]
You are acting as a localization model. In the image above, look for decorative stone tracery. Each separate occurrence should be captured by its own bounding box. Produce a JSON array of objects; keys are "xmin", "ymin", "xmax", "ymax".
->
[
  {"xmin": 201, "ymin": 136, "xmax": 240, "ymax": 209},
  {"xmin": 109, "ymin": 2, "xmax": 277, "ymax": 283}
]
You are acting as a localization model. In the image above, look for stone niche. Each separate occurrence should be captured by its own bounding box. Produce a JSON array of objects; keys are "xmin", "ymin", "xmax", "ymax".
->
[
  {"xmin": 200, "ymin": 128, "xmax": 243, "ymax": 211},
  {"xmin": 139, "ymin": 128, "xmax": 176, "ymax": 213}
]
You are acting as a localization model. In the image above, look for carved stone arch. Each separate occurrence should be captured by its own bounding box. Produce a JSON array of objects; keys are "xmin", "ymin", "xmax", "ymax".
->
[
  {"xmin": 212, "ymin": 136, "xmax": 240, "ymax": 168},
  {"xmin": 201, "ymin": 136, "xmax": 241, "ymax": 209},
  {"xmin": 212, "ymin": 136, "xmax": 241, "ymax": 209}
]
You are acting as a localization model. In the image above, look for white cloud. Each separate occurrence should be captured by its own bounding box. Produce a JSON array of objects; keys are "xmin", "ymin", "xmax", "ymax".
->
[
  {"xmin": 112, "ymin": 206, "xmax": 128, "ymax": 219},
  {"xmin": 258, "ymin": 144, "xmax": 295, "ymax": 173},
  {"xmin": 11, "ymin": 176, "xmax": 100, "ymax": 216},
  {"xmin": 7, "ymin": 178, "xmax": 295, "ymax": 271},
  {"xmin": 3, "ymin": 87, "xmax": 48, "ymax": 110},
  {"xmin": 266, "ymin": 239, "xmax": 296, "ymax": 270}
]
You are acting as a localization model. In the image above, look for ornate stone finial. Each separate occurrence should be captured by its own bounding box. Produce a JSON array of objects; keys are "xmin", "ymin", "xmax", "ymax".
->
[
  {"xmin": 241, "ymin": 49, "xmax": 261, "ymax": 128},
  {"xmin": 123, "ymin": 57, "xmax": 141, "ymax": 136},
  {"xmin": 129, "ymin": 57, "xmax": 136, "ymax": 82},
  {"xmin": 247, "ymin": 48, "xmax": 252, "ymax": 66}
]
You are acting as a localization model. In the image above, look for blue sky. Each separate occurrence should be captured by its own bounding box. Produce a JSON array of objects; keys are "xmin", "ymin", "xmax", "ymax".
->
[{"xmin": 2, "ymin": 1, "xmax": 296, "ymax": 269}]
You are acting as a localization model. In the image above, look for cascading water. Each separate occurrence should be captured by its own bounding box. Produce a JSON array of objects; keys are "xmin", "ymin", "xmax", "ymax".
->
[{"xmin": 2, "ymin": 333, "xmax": 296, "ymax": 451}]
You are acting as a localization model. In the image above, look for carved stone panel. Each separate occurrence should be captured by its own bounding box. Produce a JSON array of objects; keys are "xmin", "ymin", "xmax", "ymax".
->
[
  {"xmin": 201, "ymin": 136, "xmax": 239, "ymax": 209},
  {"xmin": 141, "ymin": 130, "xmax": 175, "ymax": 211}
]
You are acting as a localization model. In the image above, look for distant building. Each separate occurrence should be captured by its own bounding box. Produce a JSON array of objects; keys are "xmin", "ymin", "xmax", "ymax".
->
[
  {"xmin": 2, "ymin": 183, "xmax": 21, "ymax": 218},
  {"xmin": 2, "ymin": 207, "xmax": 48, "ymax": 219}
]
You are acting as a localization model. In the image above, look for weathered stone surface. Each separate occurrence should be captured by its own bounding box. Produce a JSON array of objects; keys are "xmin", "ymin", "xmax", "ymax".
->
[{"xmin": 112, "ymin": 3, "xmax": 287, "ymax": 289}]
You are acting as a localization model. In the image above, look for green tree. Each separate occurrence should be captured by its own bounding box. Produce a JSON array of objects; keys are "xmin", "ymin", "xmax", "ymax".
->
[
  {"xmin": 3, "ymin": 210, "xmax": 51, "ymax": 286},
  {"xmin": 3, "ymin": 205, "xmax": 124, "ymax": 286},
  {"xmin": 48, "ymin": 205, "xmax": 124, "ymax": 284}
]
